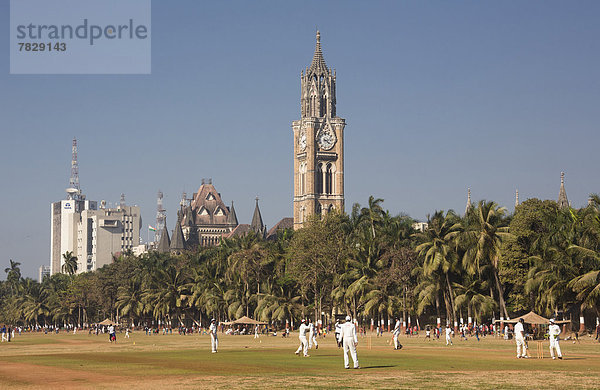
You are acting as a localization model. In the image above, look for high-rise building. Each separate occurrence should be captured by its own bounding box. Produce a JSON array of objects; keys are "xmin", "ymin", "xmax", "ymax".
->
[
  {"xmin": 50, "ymin": 139, "xmax": 141, "ymax": 274},
  {"xmin": 38, "ymin": 265, "xmax": 50, "ymax": 282},
  {"xmin": 50, "ymin": 198, "xmax": 97, "ymax": 275},
  {"xmin": 76, "ymin": 203, "xmax": 141, "ymax": 273},
  {"xmin": 292, "ymin": 31, "xmax": 345, "ymax": 229}
]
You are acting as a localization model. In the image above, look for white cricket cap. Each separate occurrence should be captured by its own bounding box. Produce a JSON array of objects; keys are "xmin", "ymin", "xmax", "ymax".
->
[{"xmin": 345, "ymin": 315, "xmax": 351, "ymax": 321}]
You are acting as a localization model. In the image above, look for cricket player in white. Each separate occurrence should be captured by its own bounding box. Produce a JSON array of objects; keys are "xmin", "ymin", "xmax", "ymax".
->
[
  {"xmin": 209, "ymin": 319, "xmax": 218, "ymax": 353},
  {"xmin": 295, "ymin": 319, "xmax": 310, "ymax": 357},
  {"xmin": 445, "ymin": 326, "xmax": 453, "ymax": 346},
  {"xmin": 338, "ymin": 315, "xmax": 359, "ymax": 369},
  {"xmin": 334, "ymin": 320, "xmax": 342, "ymax": 348},
  {"xmin": 309, "ymin": 319, "xmax": 318, "ymax": 349},
  {"xmin": 548, "ymin": 319, "xmax": 562, "ymax": 360},
  {"xmin": 514, "ymin": 318, "xmax": 527, "ymax": 358},
  {"xmin": 393, "ymin": 318, "xmax": 401, "ymax": 350}
]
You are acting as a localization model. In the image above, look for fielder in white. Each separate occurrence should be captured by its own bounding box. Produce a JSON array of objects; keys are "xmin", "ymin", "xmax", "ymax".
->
[
  {"xmin": 445, "ymin": 326, "xmax": 453, "ymax": 346},
  {"xmin": 548, "ymin": 319, "xmax": 562, "ymax": 360},
  {"xmin": 393, "ymin": 318, "xmax": 401, "ymax": 350},
  {"xmin": 514, "ymin": 318, "xmax": 528, "ymax": 358},
  {"xmin": 254, "ymin": 325, "xmax": 259, "ymax": 339},
  {"xmin": 209, "ymin": 319, "xmax": 218, "ymax": 353},
  {"xmin": 295, "ymin": 319, "xmax": 310, "ymax": 357},
  {"xmin": 309, "ymin": 319, "xmax": 318, "ymax": 349},
  {"xmin": 338, "ymin": 315, "xmax": 359, "ymax": 369}
]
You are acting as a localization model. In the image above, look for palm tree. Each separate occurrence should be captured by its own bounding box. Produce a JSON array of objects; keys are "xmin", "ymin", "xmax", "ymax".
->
[
  {"xmin": 61, "ymin": 251, "xmax": 78, "ymax": 275},
  {"xmin": 4, "ymin": 259, "xmax": 22, "ymax": 294},
  {"xmin": 415, "ymin": 210, "xmax": 460, "ymax": 324},
  {"xmin": 359, "ymin": 196, "xmax": 385, "ymax": 239},
  {"xmin": 462, "ymin": 201, "xmax": 511, "ymax": 319}
]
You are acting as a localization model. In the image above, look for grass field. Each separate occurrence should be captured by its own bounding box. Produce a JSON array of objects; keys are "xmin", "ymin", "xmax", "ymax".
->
[{"xmin": 0, "ymin": 330, "xmax": 599, "ymax": 389}]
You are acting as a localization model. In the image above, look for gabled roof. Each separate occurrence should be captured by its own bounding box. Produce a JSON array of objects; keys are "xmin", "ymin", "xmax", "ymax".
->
[
  {"xmin": 223, "ymin": 224, "xmax": 251, "ymax": 239},
  {"xmin": 308, "ymin": 30, "xmax": 329, "ymax": 75},
  {"xmin": 190, "ymin": 183, "xmax": 234, "ymax": 226},
  {"xmin": 558, "ymin": 172, "xmax": 569, "ymax": 209},
  {"xmin": 170, "ymin": 211, "xmax": 186, "ymax": 251},
  {"xmin": 157, "ymin": 225, "xmax": 170, "ymax": 253},
  {"xmin": 266, "ymin": 217, "xmax": 293, "ymax": 240}
]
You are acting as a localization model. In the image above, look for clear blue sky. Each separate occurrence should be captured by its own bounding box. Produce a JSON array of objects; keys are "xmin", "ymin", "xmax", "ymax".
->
[{"xmin": 1, "ymin": 0, "xmax": 599, "ymax": 279}]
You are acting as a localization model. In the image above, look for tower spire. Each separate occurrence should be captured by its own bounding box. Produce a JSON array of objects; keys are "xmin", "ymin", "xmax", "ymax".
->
[
  {"xmin": 465, "ymin": 188, "xmax": 472, "ymax": 214},
  {"xmin": 515, "ymin": 189, "xmax": 519, "ymax": 208},
  {"xmin": 309, "ymin": 30, "xmax": 329, "ymax": 75},
  {"xmin": 558, "ymin": 172, "xmax": 569, "ymax": 209}
]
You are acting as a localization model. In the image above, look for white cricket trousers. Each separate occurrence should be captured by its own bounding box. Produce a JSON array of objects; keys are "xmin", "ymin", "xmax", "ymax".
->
[
  {"xmin": 309, "ymin": 332, "xmax": 318, "ymax": 348},
  {"xmin": 343, "ymin": 337, "xmax": 359, "ymax": 368},
  {"xmin": 515, "ymin": 337, "xmax": 526, "ymax": 357},
  {"xmin": 393, "ymin": 334, "xmax": 399, "ymax": 349},
  {"xmin": 296, "ymin": 336, "xmax": 308, "ymax": 356},
  {"xmin": 549, "ymin": 338, "xmax": 562, "ymax": 358},
  {"xmin": 210, "ymin": 334, "xmax": 218, "ymax": 352},
  {"xmin": 446, "ymin": 335, "xmax": 452, "ymax": 345}
]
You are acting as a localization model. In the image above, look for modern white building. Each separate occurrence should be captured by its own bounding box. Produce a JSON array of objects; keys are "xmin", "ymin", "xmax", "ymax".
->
[
  {"xmin": 50, "ymin": 197, "xmax": 141, "ymax": 275},
  {"xmin": 50, "ymin": 197, "xmax": 98, "ymax": 275}
]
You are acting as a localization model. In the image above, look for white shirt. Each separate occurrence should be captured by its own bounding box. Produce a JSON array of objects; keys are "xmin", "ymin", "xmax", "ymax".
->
[
  {"xmin": 339, "ymin": 321, "xmax": 357, "ymax": 343},
  {"xmin": 299, "ymin": 323, "xmax": 309, "ymax": 337},
  {"xmin": 549, "ymin": 324, "xmax": 561, "ymax": 340},
  {"xmin": 334, "ymin": 322, "xmax": 341, "ymax": 334},
  {"xmin": 209, "ymin": 323, "xmax": 217, "ymax": 336},
  {"xmin": 514, "ymin": 322, "xmax": 525, "ymax": 340},
  {"xmin": 108, "ymin": 325, "xmax": 114, "ymax": 334},
  {"xmin": 309, "ymin": 323, "xmax": 315, "ymax": 334},
  {"xmin": 393, "ymin": 320, "xmax": 401, "ymax": 336},
  {"xmin": 445, "ymin": 327, "xmax": 452, "ymax": 337}
]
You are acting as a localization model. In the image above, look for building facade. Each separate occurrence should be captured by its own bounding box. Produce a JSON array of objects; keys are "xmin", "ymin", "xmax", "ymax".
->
[
  {"xmin": 76, "ymin": 204, "xmax": 141, "ymax": 273},
  {"xmin": 292, "ymin": 31, "xmax": 345, "ymax": 229},
  {"xmin": 50, "ymin": 198, "xmax": 97, "ymax": 275}
]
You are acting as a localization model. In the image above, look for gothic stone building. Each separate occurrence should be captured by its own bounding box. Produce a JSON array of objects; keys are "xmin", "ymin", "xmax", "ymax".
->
[{"xmin": 292, "ymin": 31, "xmax": 345, "ymax": 229}]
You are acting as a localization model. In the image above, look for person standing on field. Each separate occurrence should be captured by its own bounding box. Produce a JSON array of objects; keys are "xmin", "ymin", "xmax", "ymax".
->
[
  {"xmin": 445, "ymin": 325, "xmax": 453, "ymax": 346},
  {"xmin": 514, "ymin": 318, "xmax": 527, "ymax": 358},
  {"xmin": 393, "ymin": 318, "xmax": 401, "ymax": 350},
  {"xmin": 548, "ymin": 319, "xmax": 562, "ymax": 360},
  {"xmin": 338, "ymin": 315, "xmax": 359, "ymax": 369},
  {"xmin": 295, "ymin": 319, "xmax": 309, "ymax": 357},
  {"xmin": 209, "ymin": 319, "xmax": 218, "ymax": 353},
  {"xmin": 308, "ymin": 319, "xmax": 318, "ymax": 350},
  {"xmin": 334, "ymin": 320, "xmax": 342, "ymax": 348}
]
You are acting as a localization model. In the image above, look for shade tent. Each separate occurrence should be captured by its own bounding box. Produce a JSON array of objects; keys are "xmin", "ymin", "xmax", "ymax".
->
[
  {"xmin": 495, "ymin": 311, "xmax": 570, "ymax": 325},
  {"xmin": 221, "ymin": 316, "xmax": 267, "ymax": 326},
  {"xmin": 98, "ymin": 319, "xmax": 119, "ymax": 326}
]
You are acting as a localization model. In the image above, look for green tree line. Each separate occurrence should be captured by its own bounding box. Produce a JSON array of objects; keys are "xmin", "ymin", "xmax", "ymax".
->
[{"xmin": 2, "ymin": 196, "xmax": 599, "ymax": 330}]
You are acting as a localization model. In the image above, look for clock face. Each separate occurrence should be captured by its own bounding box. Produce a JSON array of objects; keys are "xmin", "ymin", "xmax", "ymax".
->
[
  {"xmin": 298, "ymin": 130, "xmax": 307, "ymax": 151},
  {"xmin": 317, "ymin": 126, "xmax": 336, "ymax": 150}
]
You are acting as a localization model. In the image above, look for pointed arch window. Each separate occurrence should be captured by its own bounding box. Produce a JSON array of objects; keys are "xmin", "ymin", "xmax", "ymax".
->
[
  {"xmin": 316, "ymin": 163, "xmax": 323, "ymax": 194},
  {"xmin": 325, "ymin": 163, "xmax": 333, "ymax": 194},
  {"xmin": 299, "ymin": 163, "xmax": 307, "ymax": 195}
]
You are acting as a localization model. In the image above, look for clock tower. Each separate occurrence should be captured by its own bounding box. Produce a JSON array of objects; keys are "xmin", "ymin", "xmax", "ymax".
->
[{"xmin": 292, "ymin": 31, "xmax": 345, "ymax": 229}]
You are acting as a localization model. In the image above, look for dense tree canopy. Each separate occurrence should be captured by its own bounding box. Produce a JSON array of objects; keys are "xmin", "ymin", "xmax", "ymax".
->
[{"xmin": 1, "ymin": 196, "xmax": 599, "ymax": 330}]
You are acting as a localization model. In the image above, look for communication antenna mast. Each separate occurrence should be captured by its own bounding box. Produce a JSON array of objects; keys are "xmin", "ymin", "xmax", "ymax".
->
[
  {"xmin": 120, "ymin": 193, "xmax": 126, "ymax": 209},
  {"xmin": 66, "ymin": 137, "xmax": 82, "ymax": 200},
  {"xmin": 156, "ymin": 190, "xmax": 166, "ymax": 243}
]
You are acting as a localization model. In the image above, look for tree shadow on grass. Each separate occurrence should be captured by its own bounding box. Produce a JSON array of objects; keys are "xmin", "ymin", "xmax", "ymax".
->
[{"xmin": 361, "ymin": 365, "xmax": 396, "ymax": 369}]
